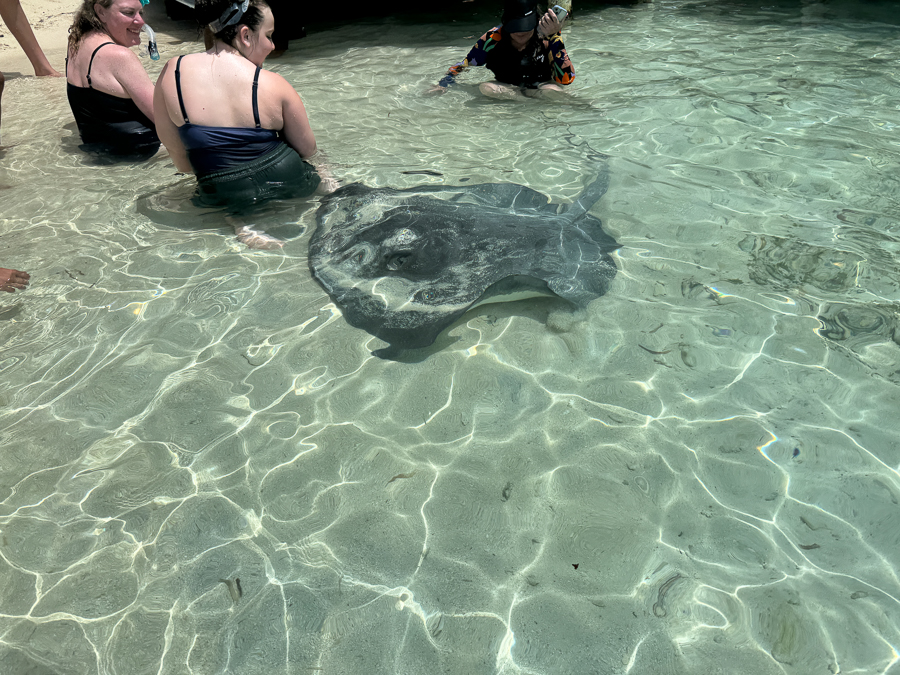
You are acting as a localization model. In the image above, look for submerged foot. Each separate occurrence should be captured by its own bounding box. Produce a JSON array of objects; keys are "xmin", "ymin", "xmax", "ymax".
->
[
  {"xmin": 479, "ymin": 81, "xmax": 523, "ymax": 100},
  {"xmin": 234, "ymin": 225, "xmax": 285, "ymax": 250},
  {"xmin": 524, "ymin": 85, "xmax": 567, "ymax": 101}
]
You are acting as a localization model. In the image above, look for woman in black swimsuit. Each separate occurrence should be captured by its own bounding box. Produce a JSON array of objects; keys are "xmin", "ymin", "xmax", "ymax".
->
[{"xmin": 66, "ymin": 0, "xmax": 159, "ymax": 157}]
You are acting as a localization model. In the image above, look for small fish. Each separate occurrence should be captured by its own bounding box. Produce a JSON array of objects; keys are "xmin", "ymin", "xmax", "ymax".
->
[
  {"xmin": 799, "ymin": 515, "xmax": 825, "ymax": 531},
  {"xmin": 387, "ymin": 471, "xmax": 417, "ymax": 484},
  {"xmin": 639, "ymin": 344, "xmax": 672, "ymax": 355},
  {"xmin": 500, "ymin": 481, "xmax": 513, "ymax": 502},
  {"xmin": 652, "ymin": 573, "xmax": 683, "ymax": 618},
  {"xmin": 400, "ymin": 170, "xmax": 443, "ymax": 177},
  {"xmin": 219, "ymin": 578, "xmax": 243, "ymax": 604}
]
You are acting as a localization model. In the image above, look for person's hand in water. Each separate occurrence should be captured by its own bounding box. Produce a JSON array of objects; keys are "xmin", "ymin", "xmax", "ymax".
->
[
  {"xmin": 310, "ymin": 156, "xmax": 340, "ymax": 195},
  {"xmin": 424, "ymin": 85, "xmax": 448, "ymax": 97},
  {"xmin": 225, "ymin": 217, "xmax": 284, "ymax": 250},
  {"xmin": 235, "ymin": 227, "xmax": 285, "ymax": 250},
  {"xmin": 0, "ymin": 268, "xmax": 30, "ymax": 292}
]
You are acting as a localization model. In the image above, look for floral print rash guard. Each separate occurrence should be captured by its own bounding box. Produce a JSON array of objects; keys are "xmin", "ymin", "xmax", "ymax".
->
[{"xmin": 438, "ymin": 26, "xmax": 575, "ymax": 88}]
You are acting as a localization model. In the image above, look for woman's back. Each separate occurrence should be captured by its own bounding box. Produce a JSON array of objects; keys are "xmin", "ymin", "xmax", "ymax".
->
[
  {"xmin": 67, "ymin": 33, "xmax": 132, "ymax": 97},
  {"xmin": 162, "ymin": 50, "xmax": 284, "ymax": 132},
  {"xmin": 65, "ymin": 0, "xmax": 155, "ymax": 113},
  {"xmin": 151, "ymin": 0, "xmax": 327, "ymax": 248},
  {"xmin": 65, "ymin": 22, "xmax": 158, "ymax": 156}
]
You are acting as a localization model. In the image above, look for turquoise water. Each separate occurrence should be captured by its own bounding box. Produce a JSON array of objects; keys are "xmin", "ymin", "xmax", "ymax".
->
[{"xmin": 2, "ymin": 1, "xmax": 900, "ymax": 673}]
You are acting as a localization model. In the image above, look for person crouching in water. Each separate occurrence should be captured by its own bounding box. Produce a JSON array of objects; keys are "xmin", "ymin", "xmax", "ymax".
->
[
  {"xmin": 154, "ymin": 0, "xmax": 331, "ymax": 248},
  {"xmin": 66, "ymin": 0, "xmax": 159, "ymax": 157},
  {"xmin": 430, "ymin": 0, "xmax": 574, "ymax": 99}
]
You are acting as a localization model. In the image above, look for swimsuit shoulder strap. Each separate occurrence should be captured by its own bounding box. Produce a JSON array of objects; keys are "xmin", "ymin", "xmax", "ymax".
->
[
  {"xmin": 86, "ymin": 42, "xmax": 115, "ymax": 89},
  {"xmin": 174, "ymin": 55, "xmax": 190, "ymax": 124},
  {"xmin": 252, "ymin": 66, "xmax": 262, "ymax": 129}
]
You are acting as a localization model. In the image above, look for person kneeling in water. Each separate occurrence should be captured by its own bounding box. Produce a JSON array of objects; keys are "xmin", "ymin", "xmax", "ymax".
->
[
  {"xmin": 429, "ymin": 0, "xmax": 575, "ymax": 99},
  {"xmin": 154, "ymin": 0, "xmax": 333, "ymax": 248},
  {"xmin": 66, "ymin": 0, "xmax": 159, "ymax": 157}
]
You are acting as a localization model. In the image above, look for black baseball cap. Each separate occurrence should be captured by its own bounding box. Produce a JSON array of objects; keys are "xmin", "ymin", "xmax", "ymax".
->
[{"xmin": 502, "ymin": 0, "xmax": 539, "ymax": 33}]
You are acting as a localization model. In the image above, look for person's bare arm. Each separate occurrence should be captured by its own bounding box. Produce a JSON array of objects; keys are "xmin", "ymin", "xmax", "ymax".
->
[
  {"xmin": 107, "ymin": 45, "xmax": 155, "ymax": 122},
  {"xmin": 153, "ymin": 60, "xmax": 192, "ymax": 173},
  {"xmin": 274, "ymin": 74, "xmax": 316, "ymax": 158}
]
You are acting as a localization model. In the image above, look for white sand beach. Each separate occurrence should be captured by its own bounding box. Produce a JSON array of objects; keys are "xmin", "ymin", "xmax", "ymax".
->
[
  {"xmin": 0, "ymin": 0, "xmax": 190, "ymax": 76},
  {"xmin": 0, "ymin": 0, "xmax": 75, "ymax": 75}
]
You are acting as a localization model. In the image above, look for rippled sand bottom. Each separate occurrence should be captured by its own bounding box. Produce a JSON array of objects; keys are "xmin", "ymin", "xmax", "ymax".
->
[{"xmin": 2, "ymin": 1, "xmax": 900, "ymax": 673}]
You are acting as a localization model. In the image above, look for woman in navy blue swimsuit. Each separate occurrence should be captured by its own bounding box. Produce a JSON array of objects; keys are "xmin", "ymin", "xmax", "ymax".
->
[{"xmin": 154, "ymin": 0, "xmax": 332, "ymax": 248}]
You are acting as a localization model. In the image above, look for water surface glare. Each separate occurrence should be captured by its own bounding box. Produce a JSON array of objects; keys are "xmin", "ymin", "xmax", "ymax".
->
[{"xmin": 2, "ymin": 1, "xmax": 900, "ymax": 673}]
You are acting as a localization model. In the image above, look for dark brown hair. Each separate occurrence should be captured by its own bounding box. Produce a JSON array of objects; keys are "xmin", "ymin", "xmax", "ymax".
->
[{"xmin": 196, "ymin": 0, "xmax": 270, "ymax": 47}]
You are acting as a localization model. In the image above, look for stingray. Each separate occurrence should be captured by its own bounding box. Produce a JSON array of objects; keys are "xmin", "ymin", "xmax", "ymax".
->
[{"xmin": 308, "ymin": 169, "xmax": 619, "ymax": 357}]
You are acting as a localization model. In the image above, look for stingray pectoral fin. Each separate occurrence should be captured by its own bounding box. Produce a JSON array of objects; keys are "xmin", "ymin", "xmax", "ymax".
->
[
  {"xmin": 563, "ymin": 166, "xmax": 611, "ymax": 222},
  {"xmin": 470, "ymin": 275, "xmax": 558, "ymax": 309},
  {"xmin": 545, "ymin": 272, "xmax": 614, "ymax": 307},
  {"xmin": 408, "ymin": 182, "xmax": 556, "ymax": 213},
  {"xmin": 373, "ymin": 275, "xmax": 564, "ymax": 359}
]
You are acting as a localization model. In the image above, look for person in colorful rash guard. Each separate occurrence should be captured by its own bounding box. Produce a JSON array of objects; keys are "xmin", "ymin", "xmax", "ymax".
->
[{"xmin": 429, "ymin": 0, "xmax": 574, "ymax": 99}]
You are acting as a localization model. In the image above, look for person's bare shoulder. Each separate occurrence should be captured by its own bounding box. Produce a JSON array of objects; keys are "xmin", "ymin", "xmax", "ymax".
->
[
  {"xmin": 259, "ymin": 69, "xmax": 299, "ymax": 101},
  {"xmin": 100, "ymin": 43, "xmax": 144, "ymax": 68}
]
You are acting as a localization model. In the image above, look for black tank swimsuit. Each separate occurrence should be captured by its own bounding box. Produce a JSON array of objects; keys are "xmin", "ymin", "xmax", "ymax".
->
[{"xmin": 66, "ymin": 42, "xmax": 160, "ymax": 156}]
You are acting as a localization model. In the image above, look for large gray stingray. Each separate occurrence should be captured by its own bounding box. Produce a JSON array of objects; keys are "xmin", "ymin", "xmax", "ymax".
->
[{"xmin": 308, "ymin": 169, "xmax": 619, "ymax": 357}]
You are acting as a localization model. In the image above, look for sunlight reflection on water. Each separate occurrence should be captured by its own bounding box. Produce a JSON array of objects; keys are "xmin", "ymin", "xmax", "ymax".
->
[{"xmin": 1, "ymin": 1, "xmax": 899, "ymax": 673}]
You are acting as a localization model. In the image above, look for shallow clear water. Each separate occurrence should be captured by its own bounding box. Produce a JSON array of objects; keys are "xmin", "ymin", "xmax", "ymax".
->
[{"xmin": 2, "ymin": 1, "xmax": 900, "ymax": 673}]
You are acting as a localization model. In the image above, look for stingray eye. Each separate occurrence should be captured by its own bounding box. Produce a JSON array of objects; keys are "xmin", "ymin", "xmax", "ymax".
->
[
  {"xmin": 415, "ymin": 289, "xmax": 436, "ymax": 303},
  {"xmin": 385, "ymin": 252, "xmax": 411, "ymax": 271}
]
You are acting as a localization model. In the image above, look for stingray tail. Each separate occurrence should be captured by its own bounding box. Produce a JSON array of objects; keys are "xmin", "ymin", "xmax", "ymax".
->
[{"xmin": 563, "ymin": 165, "xmax": 610, "ymax": 222}]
